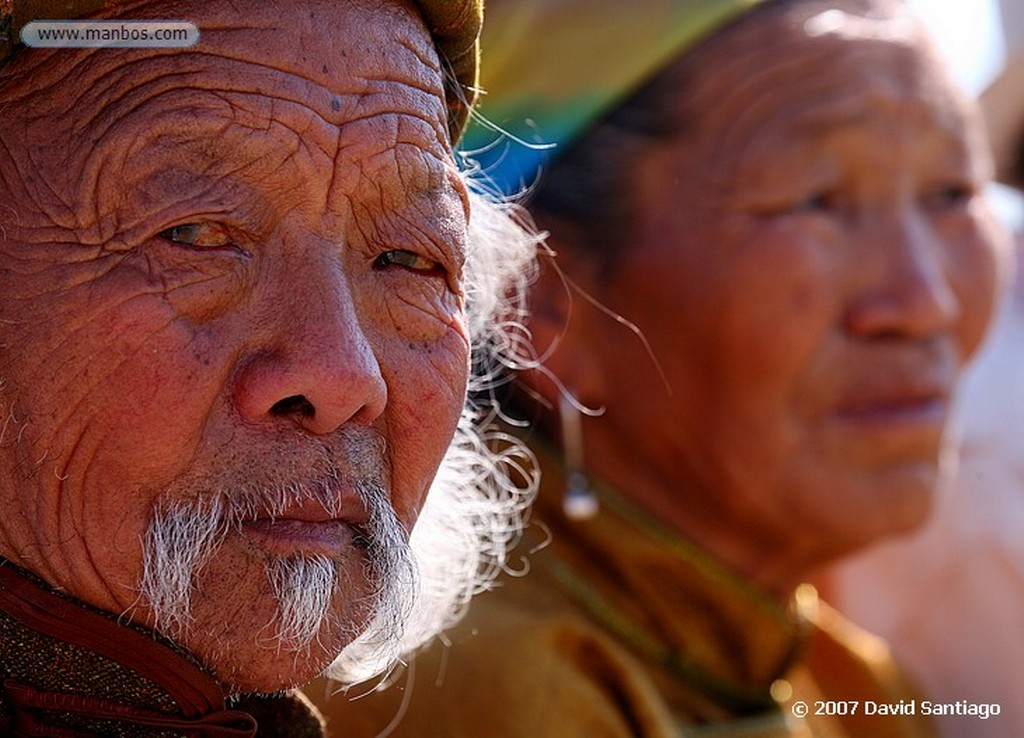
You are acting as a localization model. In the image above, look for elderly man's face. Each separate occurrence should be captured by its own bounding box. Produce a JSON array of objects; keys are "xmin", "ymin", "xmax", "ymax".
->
[
  {"xmin": 572, "ymin": 5, "xmax": 1004, "ymax": 580},
  {"xmin": 0, "ymin": 0, "xmax": 470, "ymax": 691}
]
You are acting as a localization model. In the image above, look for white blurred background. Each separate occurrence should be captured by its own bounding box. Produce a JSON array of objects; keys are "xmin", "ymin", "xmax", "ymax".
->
[{"xmin": 908, "ymin": 0, "xmax": 1022, "ymax": 226}]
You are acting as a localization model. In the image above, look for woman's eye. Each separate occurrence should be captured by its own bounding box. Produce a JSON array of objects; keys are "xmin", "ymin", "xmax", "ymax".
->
[
  {"xmin": 793, "ymin": 191, "xmax": 836, "ymax": 213},
  {"xmin": 157, "ymin": 223, "xmax": 232, "ymax": 249},
  {"xmin": 923, "ymin": 184, "xmax": 974, "ymax": 210},
  {"xmin": 374, "ymin": 250, "xmax": 442, "ymax": 274}
]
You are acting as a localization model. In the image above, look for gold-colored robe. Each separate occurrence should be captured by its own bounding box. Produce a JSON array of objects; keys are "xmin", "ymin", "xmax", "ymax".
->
[{"xmin": 317, "ymin": 451, "xmax": 935, "ymax": 738}]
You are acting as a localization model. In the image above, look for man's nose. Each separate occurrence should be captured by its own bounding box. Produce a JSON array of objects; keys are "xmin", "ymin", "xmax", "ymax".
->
[
  {"xmin": 233, "ymin": 263, "xmax": 387, "ymax": 435},
  {"xmin": 843, "ymin": 210, "xmax": 961, "ymax": 341}
]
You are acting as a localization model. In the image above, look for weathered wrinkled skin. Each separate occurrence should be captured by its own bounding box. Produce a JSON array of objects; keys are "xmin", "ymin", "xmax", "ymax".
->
[
  {"xmin": 0, "ymin": 0, "xmax": 471, "ymax": 691},
  {"xmin": 529, "ymin": 1, "xmax": 1006, "ymax": 596}
]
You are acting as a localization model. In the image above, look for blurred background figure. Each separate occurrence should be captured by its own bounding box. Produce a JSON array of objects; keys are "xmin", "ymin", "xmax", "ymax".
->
[
  {"xmin": 315, "ymin": 1, "xmax": 1007, "ymax": 736},
  {"xmin": 825, "ymin": 1, "xmax": 1024, "ymax": 736}
]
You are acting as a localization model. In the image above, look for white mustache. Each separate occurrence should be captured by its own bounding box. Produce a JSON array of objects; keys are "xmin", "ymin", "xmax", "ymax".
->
[{"xmin": 140, "ymin": 465, "xmax": 412, "ymax": 653}]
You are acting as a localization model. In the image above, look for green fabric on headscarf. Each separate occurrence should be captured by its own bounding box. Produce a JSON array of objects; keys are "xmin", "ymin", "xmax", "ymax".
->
[
  {"xmin": 463, "ymin": 0, "xmax": 764, "ymax": 195},
  {"xmin": 0, "ymin": 0, "xmax": 482, "ymax": 142}
]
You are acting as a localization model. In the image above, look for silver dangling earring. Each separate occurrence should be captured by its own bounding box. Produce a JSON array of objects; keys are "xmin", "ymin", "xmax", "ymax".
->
[{"xmin": 560, "ymin": 393, "xmax": 599, "ymax": 520}]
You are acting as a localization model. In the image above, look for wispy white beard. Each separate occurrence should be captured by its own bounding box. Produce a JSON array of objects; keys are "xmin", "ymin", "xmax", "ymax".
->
[
  {"xmin": 264, "ymin": 555, "xmax": 341, "ymax": 648},
  {"xmin": 326, "ymin": 415, "xmax": 538, "ymax": 685},
  {"xmin": 140, "ymin": 495, "xmax": 226, "ymax": 637},
  {"xmin": 140, "ymin": 478, "xmax": 415, "ymax": 658}
]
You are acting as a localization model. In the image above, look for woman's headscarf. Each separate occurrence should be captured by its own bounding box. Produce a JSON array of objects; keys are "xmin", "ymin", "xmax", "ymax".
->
[{"xmin": 462, "ymin": 0, "xmax": 765, "ymax": 196}]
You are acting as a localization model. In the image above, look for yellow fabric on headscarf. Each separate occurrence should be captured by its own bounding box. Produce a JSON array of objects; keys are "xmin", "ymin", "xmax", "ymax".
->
[{"xmin": 463, "ymin": 0, "xmax": 764, "ymax": 195}]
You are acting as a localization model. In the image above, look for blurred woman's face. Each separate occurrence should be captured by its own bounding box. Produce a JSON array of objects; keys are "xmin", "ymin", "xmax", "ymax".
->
[{"xmin": 573, "ymin": 5, "xmax": 1007, "ymax": 570}]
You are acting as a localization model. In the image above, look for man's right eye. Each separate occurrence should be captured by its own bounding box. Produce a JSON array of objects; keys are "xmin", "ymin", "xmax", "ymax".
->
[{"xmin": 157, "ymin": 223, "xmax": 232, "ymax": 249}]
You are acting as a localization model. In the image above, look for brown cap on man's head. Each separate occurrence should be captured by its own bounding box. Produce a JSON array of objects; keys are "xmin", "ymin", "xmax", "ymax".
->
[{"xmin": 0, "ymin": 0, "xmax": 482, "ymax": 142}]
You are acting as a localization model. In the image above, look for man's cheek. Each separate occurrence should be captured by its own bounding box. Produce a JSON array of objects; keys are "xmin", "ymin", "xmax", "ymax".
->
[
  {"xmin": 447, "ymin": 309, "xmax": 471, "ymax": 352},
  {"xmin": 42, "ymin": 327, "xmax": 223, "ymax": 498},
  {"xmin": 383, "ymin": 342, "xmax": 468, "ymax": 529},
  {"xmin": 368, "ymin": 276, "xmax": 464, "ymax": 342},
  {"xmin": 76, "ymin": 489, "xmax": 151, "ymax": 578}
]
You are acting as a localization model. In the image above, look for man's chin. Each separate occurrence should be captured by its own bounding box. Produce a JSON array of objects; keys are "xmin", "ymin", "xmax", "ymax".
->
[
  {"xmin": 214, "ymin": 631, "xmax": 350, "ymax": 695},
  {"xmin": 184, "ymin": 596, "xmax": 371, "ymax": 695},
  {"xmin": 169, "ymin": 552, "xmax": 380, "ymax": 694}
]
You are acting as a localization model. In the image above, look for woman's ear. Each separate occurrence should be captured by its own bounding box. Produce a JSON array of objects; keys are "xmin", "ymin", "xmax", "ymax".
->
[{"xmin": 519, "ymin": 233, "xmax": 607, "ymax": 410}]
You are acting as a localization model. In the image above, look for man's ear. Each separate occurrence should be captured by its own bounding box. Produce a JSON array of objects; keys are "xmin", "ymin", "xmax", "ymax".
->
[{"xmin": 519, "ymin": 234, "xmax": 606, "ymax": 409}]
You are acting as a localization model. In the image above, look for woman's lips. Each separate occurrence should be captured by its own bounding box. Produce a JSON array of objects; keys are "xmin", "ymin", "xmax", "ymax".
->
[
  {"xmin": 835, "ymin": 392, "xmax": 949, "ymax": 423},
  {"xmin": 832, "ymin": 378, "xmax": 952, "ymax": 437}
]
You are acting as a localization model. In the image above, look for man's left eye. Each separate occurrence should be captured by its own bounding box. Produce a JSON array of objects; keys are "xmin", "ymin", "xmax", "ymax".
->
[
  {"xmin": 157, "ymin": 223, "xmax": 232, "ymax": 249},
  {"xmin": 374, "ymin": 250, "xmax": 442, "ymax": 273}
]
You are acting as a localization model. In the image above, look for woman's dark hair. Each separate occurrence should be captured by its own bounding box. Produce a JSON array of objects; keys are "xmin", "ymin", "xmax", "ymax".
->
[
  {"xmin": 527, "ymin": 55, "xmax": 699, "ymax": 268},
  {"xmin": 1012, "ymin": 136, "xmax": 1024, "ymax": 188}
]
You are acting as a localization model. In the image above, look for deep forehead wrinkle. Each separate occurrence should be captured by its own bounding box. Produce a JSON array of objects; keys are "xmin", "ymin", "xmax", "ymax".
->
[
  {"xmin": 36, "ymin": 55, "xmax": 454, "ymax": 227},
  {"xmin": 76, "ymin": 107, "xmax": 459, "ymax": 232},
  {"xmin": 0, "ymin": 0, "xmax": 466, "ymax": 245},
  {"xmin": 97, "ymin": 0, "xmax": 442, "ymax": 74},
  {"xmin": 686, "ymin": 27, "xmax": 967, "ymax": 157},
  {"xmin": 53, "ymin": 52, "xmax": 449, "ymax": 147},
  {"xmin": 4, "ymin": 0, "xmax": 449, "ymax": 145},
  {"xmin": 774, "ymin": 91, "xmax": 971, "ymax": 142}
]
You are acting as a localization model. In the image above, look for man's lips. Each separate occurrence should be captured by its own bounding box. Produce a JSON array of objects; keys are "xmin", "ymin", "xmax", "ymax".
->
[
  {"xmin": 241, "ymin": 519, "xmax": 358, "ymax": 558},
  {"xmin": 239, "ymin": 493, "xmax": 371, "ymax": 558}
]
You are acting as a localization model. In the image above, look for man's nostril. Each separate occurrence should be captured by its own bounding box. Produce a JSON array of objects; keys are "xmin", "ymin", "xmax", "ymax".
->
[{"xmin": 270, "ymin": 394, "xmax": 315, "ymax": 418}]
